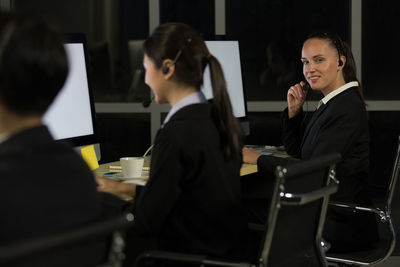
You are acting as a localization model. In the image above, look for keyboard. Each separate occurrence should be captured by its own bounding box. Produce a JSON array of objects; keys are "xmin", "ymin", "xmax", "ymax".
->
[{"xmin": 245, "ymin": 145, "xmax": 290, "ymax": 158}]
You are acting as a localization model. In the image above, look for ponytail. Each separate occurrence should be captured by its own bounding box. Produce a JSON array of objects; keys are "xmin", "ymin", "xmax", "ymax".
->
[
  {"xmin": 341, "ymin": 41, "xmax": 366, "ymax": 106},
  {"xmin": 208, "ymin": 55, "xmax": 243, "ymax": 160}
]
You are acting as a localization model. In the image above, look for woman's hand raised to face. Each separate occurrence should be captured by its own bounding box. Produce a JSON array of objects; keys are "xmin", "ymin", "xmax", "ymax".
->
[{"xmin": 287, "ymin": 81, "xmax": 308, "ymax": 118}]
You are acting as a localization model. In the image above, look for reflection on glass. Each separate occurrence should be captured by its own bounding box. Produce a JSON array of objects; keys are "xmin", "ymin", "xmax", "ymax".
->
[
  {"xmin": 259, "ymin": 40, "xmax": 303, "ymax": 100},
  {"xmin": 226, "ymin": 0, "xmax": 350, "ymax": 101},
  {"xmin": 363, "ymin": 0, "xmax": 400, "ymax": 100}
]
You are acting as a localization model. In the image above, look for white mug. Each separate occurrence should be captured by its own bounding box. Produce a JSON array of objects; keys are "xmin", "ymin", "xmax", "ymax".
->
[{"xmin": 120, "ymin": 157, "xmax": 144, "ymax": 178}]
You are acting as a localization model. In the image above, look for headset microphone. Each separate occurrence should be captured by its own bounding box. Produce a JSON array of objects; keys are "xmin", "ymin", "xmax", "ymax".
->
[
  {"xmin": 142, "ymin": 95, "xmax": 154, "ymax": 108},
  {"xmin": 301, "ymin": 82, "xmax": 311, "ymax": 92}
]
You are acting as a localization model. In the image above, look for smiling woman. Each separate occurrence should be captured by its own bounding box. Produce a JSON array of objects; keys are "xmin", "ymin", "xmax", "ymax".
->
[
  {"xmin": 301, "ymin": 38, "xmax": 346, "ymax": 96},
  {"xmin": 243, "ymin": 31, "xmax": 378, "ymax": 253}
]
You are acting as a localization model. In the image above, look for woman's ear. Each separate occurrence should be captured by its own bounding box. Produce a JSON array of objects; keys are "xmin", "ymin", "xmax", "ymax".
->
[
  {"xmin": 339, "ymin": 55, "xmax": 346, "ymax": 68},
  {"xmin": 161, "ymin": 59, "xmax": 175, "ymax": 79}
]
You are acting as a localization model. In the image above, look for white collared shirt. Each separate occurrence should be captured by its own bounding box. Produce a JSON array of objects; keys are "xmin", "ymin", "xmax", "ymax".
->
[
  {"xmin": 162, "ymin": 91, "xmax": 207, "ymax": 127},
  {"xmin": 317, "ymin": 81, "xmax": 359, "ymax": 109}
]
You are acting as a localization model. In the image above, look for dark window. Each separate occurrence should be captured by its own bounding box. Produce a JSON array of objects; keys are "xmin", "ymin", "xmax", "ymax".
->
[
  {"xmin": 97, "ymin": 113, "xmax": 151, "ymax": 163},
  {"xmin": 160, "ymin": 0, "xmax": 215, "ymax": 39},
  {"xmin": 226, "ymin": 0, "xmax": 350, "ymax": 101},
  {"xmin": 362, "ymin": 0, "xmax": 400, "ymax": 100}
]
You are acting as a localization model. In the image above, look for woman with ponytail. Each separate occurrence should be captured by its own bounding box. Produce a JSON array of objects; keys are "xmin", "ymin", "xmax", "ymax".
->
[
  {"xmin": 243, "ymin": 32, "xmax": 378, "ymax": 252},
  {"xmin": 97, "ymin": 22, "xmax": 247, "ymax": 261}
]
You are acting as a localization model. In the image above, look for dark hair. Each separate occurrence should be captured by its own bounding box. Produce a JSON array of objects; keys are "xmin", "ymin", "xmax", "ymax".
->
[
  {"xmin": 0, "ymin": 12, "xmax": 68, "ymax": 116},
  {"xmin": 305, "ymin": 32, "xmax": 366, "ymax": 105},
  {"xmin": 143, "ymin": 22, "xmax": 242, "ymax": 159}
]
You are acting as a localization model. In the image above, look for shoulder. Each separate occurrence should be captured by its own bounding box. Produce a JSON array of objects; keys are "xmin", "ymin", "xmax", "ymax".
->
[
  {"xmin": 163, "ymin": 103, "xmax": 216, "ymax": 135},
  {"xmin": 332, "ymin": 87, "xmax": 363, "ymax": 105},
  {"xmin": 329, "ymin": 87, "xmax": 366, "ymax": 114},
  {"xmin": 155, "ymin": 104, "xmax": 220, "ymax": 151},
  {"xmin": 321, "ymin": 88, "xmax": 368, "ymax": 132},
  {"xmin": 169, "ymin": 103, "xmax": 213, "ymax": 122}
]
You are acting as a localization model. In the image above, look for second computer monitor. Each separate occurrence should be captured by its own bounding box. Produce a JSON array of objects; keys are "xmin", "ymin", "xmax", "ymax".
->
[
  {"xmin": 202, "ymin": 40, "xmax": 249, "ymax": 135},
  {"xmin": 43, "ymin": 33, "xmax": 99, "ymax": 157}
]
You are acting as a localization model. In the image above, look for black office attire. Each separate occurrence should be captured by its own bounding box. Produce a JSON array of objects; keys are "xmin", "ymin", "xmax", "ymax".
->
[
  {"xmin": 0, "ymin": 126, "xmax": 101, "ymax": 265},
  {"xmin": 128, "ymin": 103, "xmax": 248, "ymax": 261},
  {"xmin": 258, "ymin": 85, "xmax": 378, "ymax": 252}
]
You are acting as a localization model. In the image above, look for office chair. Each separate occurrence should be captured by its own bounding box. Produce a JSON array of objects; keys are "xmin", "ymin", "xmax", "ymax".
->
[
  {"xmin": 127, "ymin": 40, "xmax": 150, "ymax": 102},
  {"xmin": 0, "ymin": 212, "xmax": 134, "ymax": 267},
  {"xmin": 325, "ymin": 135, "xmax": 400, "ymax": 266},
  {"xmin": 134, "ymin": 153, "xmax": 341, "ymax": 267},
  {"xmin": 87, "ymin": 41, "xmax": 113, "ymax": 100}
]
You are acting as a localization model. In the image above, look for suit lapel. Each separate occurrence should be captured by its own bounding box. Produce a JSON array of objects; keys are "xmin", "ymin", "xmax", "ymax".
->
[{"xmin": 301, "ymin": 103, "xmax": 328, "ymax": 146}]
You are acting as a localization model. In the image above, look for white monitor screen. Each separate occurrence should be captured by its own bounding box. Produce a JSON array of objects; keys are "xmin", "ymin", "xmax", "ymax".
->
[
  {"xmin": 43, "ymin": 41, "xmax": 96, "ymax": 144},
  {"xmin": 201, "ymin": 41, "xmax": 247, "ymax": 118}
]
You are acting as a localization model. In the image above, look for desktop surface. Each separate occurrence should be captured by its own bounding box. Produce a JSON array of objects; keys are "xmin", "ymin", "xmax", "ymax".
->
[
  {"xmin": 94, "ymin": 146, "xmax": 291, "ymax": 181},
  {"xmin": 94, "ymin": 160, "xmax": 258, "ymax": 179}
]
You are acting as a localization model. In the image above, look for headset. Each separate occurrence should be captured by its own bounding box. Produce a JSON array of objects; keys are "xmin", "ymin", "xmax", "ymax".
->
[
  {"xmin": 301, "ymin": 82, "xmax": 311, "ymax": 92},
  {"xmin": 161, "ymin": 37, "xmax": 192, "ymax": 74},
  {"xmin": 328, "ymin": 32, "xmax": 344, "ymax": 67},
  {"xmin": 162, "ymin": 50, "xmax": 182, "ymax": 74}
]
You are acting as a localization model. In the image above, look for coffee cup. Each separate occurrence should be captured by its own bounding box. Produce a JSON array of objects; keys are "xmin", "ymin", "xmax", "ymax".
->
[{"xmin": 120, "ymin": 157, "xmax": 144, "ymax": 178}]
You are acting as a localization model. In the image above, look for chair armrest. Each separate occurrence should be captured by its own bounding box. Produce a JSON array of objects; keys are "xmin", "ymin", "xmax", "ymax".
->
[
  {"xmin": 281, "ymin": 183, "xmax": 338, "ymax": 206},
  {"xmin": 135, "ymin": 250, "xmax": 252, "ymax": 267},
  {"xmin": 328, "ymin": 202, "xmax": 388, "ymax": 222}
]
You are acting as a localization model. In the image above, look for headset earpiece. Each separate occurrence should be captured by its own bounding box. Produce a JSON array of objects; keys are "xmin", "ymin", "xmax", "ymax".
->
[
  {"xmin": 162, "ymin": 66, "xmax": 169, "ymax": 74},
  {"xmin": 338, "ymin": 59, "xmax": 343, "ymax": 67},
  {"xmin": 162, "ymin": 50, "xmax": 182, "ymax": 75}
]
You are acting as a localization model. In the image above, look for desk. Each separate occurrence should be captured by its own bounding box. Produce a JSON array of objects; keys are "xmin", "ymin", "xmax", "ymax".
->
[
  {"xmin": 94, "ymin": 161, "xmax": 258, "ymax": 178},
  {"xmin": 94, "ymin": 147, "xmax": 287, "ymax": 202},
  {"xmin": 240, "ymin": 163, "xmax": 258, "ymax": 176},
  {"xmin": 94, "ymin": 146, "xmax": 290, "ymax": 179}
]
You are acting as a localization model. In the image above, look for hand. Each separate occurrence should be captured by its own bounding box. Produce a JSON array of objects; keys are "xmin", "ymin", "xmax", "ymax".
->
[
  {"xmin": 95, "ymin": 176, "xmax": 136, "ymax": 197},
  {"xmin": 287, "ymin": 81, "xmax": 308, "ymax": 118},
  {"xmin": 242, "ymin": 147, "xmax": 262, "ymax": 165}
]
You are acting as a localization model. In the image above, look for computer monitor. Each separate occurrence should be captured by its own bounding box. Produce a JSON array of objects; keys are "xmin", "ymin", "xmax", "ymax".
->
[
  {"xmin": 202, "ymin": 40, "xmax": 249, "ymax": 135},
  {"xmin": 43, "ymin": 33, "xmax": 100, "ymax": 159}
]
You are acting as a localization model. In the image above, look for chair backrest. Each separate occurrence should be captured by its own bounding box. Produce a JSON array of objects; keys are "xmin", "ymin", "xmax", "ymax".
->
[
  {"xmin": 87, "ymin": 41, "xmax": 113, "ymax": 95},
  {"xmin": 385, "ymin": 135, "xmax": 400, "ymax": 207},
  {"xmin": 127, "ymin": 40, "xmax": 145, "ymax": 73},
  {"xmin": 387, "ymin": 135, "xmax": 400, "ymax": 255},
  {"xmin": 260, "ymin": 153, "xmax": 341, "ymax": 267},
  {"xmin": 127, "ymin": 40, "xmax": 150, "ymax": 101},
  {"xmin": 0, "ymin": 212, "xmax": 134, "ymax": 267}
]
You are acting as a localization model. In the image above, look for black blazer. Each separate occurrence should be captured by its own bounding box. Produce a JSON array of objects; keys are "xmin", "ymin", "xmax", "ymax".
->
[
  {"xmin": 0, "ymin": 125, "xmax": 100, "ymax": 245},
  {"xmin": 259, "ymin": 86, "xmax": 370, "ymax": 203},
  {"xmin": 285, "ymin": 87, "xmax": 370, "ymax": 203},
  {"xmin": 258, "ymin": 86, "xmax": 378, "ymax": 251},
  {"xmin": 131, "ymin": 103, "xmax": 248, "ymax": 258}
]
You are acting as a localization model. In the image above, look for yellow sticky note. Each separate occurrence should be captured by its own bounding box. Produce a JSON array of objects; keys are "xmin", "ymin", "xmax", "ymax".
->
[{"xmin": 80, "ymin": 145, "xmax": 99, "ymax": 170}]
